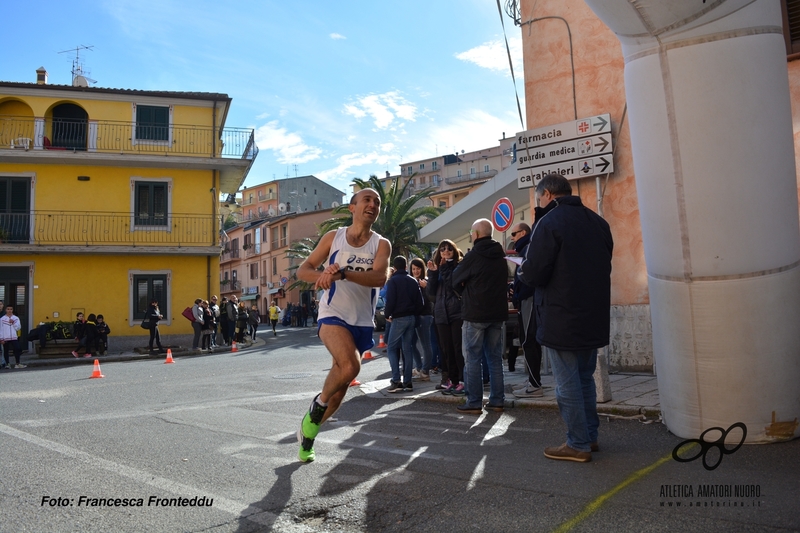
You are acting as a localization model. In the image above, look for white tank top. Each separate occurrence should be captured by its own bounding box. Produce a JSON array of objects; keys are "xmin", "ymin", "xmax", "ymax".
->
[{"xmin": 318, "ymin": 227, "xmax": 381, "ymax": 327}]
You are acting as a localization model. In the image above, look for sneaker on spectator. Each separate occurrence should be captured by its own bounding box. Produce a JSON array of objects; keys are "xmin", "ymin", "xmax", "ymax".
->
[
  {"xmin": 72, "ymin": 351, "xmax": 79, "ymax": 358},
  {"xmin": 511, "ymin": 380, "xmax": 531, "ymax": 391},
  {"xmin": 14, "ymin": 364, "xmax": 26, "ymax": 369},
  {"xmin": 413, "ymin": 371, "xmax": 430, "ymax": 382},
  {"xmin": 544, "ymin": 443, "xmax": 591, "ymax": 463},
  {"xmin": 403, "ymin": 382, "xmax": 413, "ymax": 392},
  {"xmin": 411, "ymin": 369, "xmax": 422, "ymax": 379},
  {"xmin": 387, "ymin": 380, "xmax": 404, "ymax": 393},
  {"xmin": 83, "ymin": 354, "xmax": 92, "ymax": 358},
  {"xmin": 450, "ymin": 383, "xmax": 466, "ymax": 396},
  {"xmin": 435, "ymin": 379, "xmax": 452, "ymax": 391},
  {"xmin": 513, "ymin": 386, "xmax": 543, "ymax": 398}
]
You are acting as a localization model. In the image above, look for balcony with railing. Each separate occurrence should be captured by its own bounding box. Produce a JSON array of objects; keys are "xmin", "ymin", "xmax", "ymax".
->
[
  {"xmin": 221, "ymin": 247, "xmax": 241, "ymax": 262},
  {"xmin": 445, "ymin": 169, "xmax": 498, "ymax": 185},
  {"xmin": 0, "ymin": 115, "xmax": 257, "ymax": 159},
  {"xmin": 0, "ymin": 211, "xmax": 216, "ymax": 248}
]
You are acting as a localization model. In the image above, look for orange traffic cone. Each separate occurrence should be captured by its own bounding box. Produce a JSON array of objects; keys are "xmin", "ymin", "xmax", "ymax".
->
[
  {"xmin": 362, "ymin": 350, "xmax": 374, "ymax": 360},
  {"xmin": 349, "ymin": 377, "xmax": 361, "ymax": 387},
  {"xmin": 164, "ymin": 349, "xmax": 174, "ymax": 364},
  {"xmin": 90, "ymin": 359, "xmax": 105, "ymax": 379},
  {"xmin": 231, "ymin": 341, "xmax": 238, "ymax": 352},
  {"xmin": 377, "ymin": 335, "xmax": 386, "ymax": 348}
]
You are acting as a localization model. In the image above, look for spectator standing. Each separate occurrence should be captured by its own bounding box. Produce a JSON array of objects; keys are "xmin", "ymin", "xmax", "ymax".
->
[
  {"xmin": 451, "ymin": 219, "xmax": 509, "ymax": 414},
  {"xmin": 236, "ymin": 301, "xmax": 249, "ymax": 342},
  {"xmin": 427, "ymin": 239, "xmax": 466, "ymax": 395},
  {"xmin": 410, "ymin": 257, "xmax": 433, "ymax": 382},
  {"xmin": 96, "ymin": 314, "xmax": 111, "ymax": 355},
  {"xmin": 509, "ymin": 221, "xmax": 545, "ymax": 398},
  {"xmin": 0, "ymin": 305, "xmax": 25, "ymax": 368},
  {"xmin": 226, "ymin": 296, "xmax": 239, "ymax": 345},
  {"xmin": 209, "ymin": 296, "xmax": 221, "ymax": 348},
  {"xmin": 201, "ymin": 300, "xmax": 215, "ymax": 351},
  {"xmin": 310, "ymin": 299, "xmax": 318, "ymax": 325},
  {"xmin": 146, "ymin": 300, "xmax": 165, "ymax": 354},
  {"xmin": 191, "ymin": 298, "xmax": 204, "ymax": 350},
  {"xmin": 520, "ymin": 174, "xmax": 613, "ymax": 463},
  {"xmin": 219, "ymin": 297, "xmax": 230, "ymax": 346},
  {"xmin": 384, "ymin": 256, "xmax": 424, "ymax": 392},
  {"xmin": 81, "ymin": 314, "xmax": 100, "ymax": 358},
  {"xmin": 249, "ymin": 304, "xmax": 261, "ymax": 339}
]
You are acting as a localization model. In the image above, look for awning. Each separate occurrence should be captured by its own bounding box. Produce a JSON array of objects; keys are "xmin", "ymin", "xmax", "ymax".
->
[
  {"xmin": 268, "ymin": 288, "xmax": 280, "ymax": 294},
  {"xmin": 239, "ymin": 294, "xmax": 259, "ymax": 301}
]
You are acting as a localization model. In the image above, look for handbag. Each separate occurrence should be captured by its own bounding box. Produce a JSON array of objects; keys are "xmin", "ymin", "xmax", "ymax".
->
[
  {"xmin": 182, "ymin": 306, "xmax": 195, "ymax": 322},
  {"xmin": 140, "ymin": 317, "xmax": 151, "ymax": 329}
]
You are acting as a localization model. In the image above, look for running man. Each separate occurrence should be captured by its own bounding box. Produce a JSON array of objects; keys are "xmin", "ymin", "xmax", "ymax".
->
[{"xmin": 295, "ymin": 188, "xmax": 391, "ymax": 462}]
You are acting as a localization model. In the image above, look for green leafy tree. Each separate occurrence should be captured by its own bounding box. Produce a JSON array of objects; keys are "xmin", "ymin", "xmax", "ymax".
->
[
  {"xmin": 321, "ymin": 174, "xmax": 442, "ymax": 258},
  {"xmin": 283, "ymin": 174, "xmax": 442, "ymax": 290}
]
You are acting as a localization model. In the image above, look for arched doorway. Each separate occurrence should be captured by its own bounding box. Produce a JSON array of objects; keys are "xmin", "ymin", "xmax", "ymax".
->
[{"xmin": 51, "ymin": 103, "xmax": 87, "ymax": 150}]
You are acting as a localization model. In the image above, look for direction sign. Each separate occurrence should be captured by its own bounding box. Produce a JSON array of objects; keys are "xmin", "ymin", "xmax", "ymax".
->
[
  {"xmin": 492, "ymin": 198, "xmax": 514, "ymax": 233},
  {"xmin": 516, "ymin": 114, "xmax": 613, "ymax": 189}
]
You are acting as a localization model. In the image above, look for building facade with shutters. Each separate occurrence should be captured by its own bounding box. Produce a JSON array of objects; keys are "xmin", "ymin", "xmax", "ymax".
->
[{"xmin": 0, "ymin": 70, "xmax": 256, "ymax": 351}]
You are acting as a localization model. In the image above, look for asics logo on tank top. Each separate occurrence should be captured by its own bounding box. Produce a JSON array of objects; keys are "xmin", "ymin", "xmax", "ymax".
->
[{"xmin": 346, "ymin": 254, "xmax": 374, "ymax": 271}]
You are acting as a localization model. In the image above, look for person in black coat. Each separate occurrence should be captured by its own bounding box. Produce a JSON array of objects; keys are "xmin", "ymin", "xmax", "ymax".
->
[
  {"xmin": 95, "ymin": 314, "xmax": 111, "ymax": 355},
  {"xmin": 146, "ymin": 300, "xmax": 165, "ymax": 353},
  {"xmin": 426, "ymin": 239, "xmax": 466, "ymax": 394},
  {"xmin": 520, "ymin": 173, "xmax": 613, "ymax": 463}
]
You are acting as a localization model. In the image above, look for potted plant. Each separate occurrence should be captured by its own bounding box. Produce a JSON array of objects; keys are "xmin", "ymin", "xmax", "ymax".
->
[
  {"xmin": 242, "ymin": 243, "xmax": 252, "ymax": 251},
  {"xmin": 220, "ymin": 279, "xmax": 230, "ymax": 287}
]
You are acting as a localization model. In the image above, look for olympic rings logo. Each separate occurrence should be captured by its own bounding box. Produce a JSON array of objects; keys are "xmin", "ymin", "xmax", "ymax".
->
[{"xmin": 672, "ymin": 422, "xmax": 747, "ymax": 471}]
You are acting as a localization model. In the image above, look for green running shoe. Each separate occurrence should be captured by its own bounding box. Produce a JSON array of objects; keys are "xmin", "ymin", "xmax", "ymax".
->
[
  {"xmin": 298, "ymin": 395, "xmax": 328, "ymax": 462},
  {"xmin": 297, "ymin": 429, "xmax": 315, "ymax": 462}
]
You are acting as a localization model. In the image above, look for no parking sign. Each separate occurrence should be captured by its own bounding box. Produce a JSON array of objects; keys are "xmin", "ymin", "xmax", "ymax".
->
[{"xmin": 492, "ymin": 197, "xmax": 514, "ymax": 233}]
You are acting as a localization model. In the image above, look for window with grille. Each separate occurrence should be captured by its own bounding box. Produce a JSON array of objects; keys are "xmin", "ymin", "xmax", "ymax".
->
[
  {"xmin": 783, "ymin": 0, "xmax": 800, "ymax": 54},
  {"xmin": 135, "ymin": 105, "xmax": 170, "ymax": 142}
]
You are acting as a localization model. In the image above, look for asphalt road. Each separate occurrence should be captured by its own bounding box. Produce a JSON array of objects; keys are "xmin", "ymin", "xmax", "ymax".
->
[{"xmin": 1, "ymin": 327, "xmax": 798, "ymax": 532}]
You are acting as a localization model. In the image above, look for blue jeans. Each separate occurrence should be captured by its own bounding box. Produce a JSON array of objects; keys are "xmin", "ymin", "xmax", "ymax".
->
[
  {"xmin": 545, "ymin": 346, "xmax": 599, "ymax": 452},
  {"xmin": 387, "ymin": 316, "xmax": 416, "ymax": 384},
  {"xmin": 414, "ymin": 315, "xmax": 434, "ymax": 373},
  {"xmin": 462, "ymin": 321, "xmax": 504, "ymax": 408}
]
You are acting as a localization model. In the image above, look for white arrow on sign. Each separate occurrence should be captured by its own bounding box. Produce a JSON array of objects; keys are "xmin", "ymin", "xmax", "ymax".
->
[
  {"xmin": 515, "ymin": 113, "xmax": 611, "ymax": 149},
  {"xmin": 518, "ymin": 155, "xmax": 614, "ymax": 189},
  {"xmin": 517, "ymin": 133, "xmax": 613, "ymax": 169}
]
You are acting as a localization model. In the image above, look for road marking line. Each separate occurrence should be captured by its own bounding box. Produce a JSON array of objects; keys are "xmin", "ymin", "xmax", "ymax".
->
[
  {"xmin": 0, "ymin": 422, "xmax": 311, "ymax": 532},
  {"xmin": 552, "ymin": 450, "xmax": 674, "ymax": 533},
  {"xmin": 467, "ymin": 456, "xmax": 486, "ymax": 491}
]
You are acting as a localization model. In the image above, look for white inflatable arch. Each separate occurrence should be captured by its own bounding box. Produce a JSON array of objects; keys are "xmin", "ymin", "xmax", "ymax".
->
[{"xmin": 583, "ymin": 0, "xmax": 800, "ymax": 442}]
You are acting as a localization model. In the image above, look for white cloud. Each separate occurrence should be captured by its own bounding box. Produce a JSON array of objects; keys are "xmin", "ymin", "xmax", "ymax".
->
[
  {"xmin": 343, "ymin": 91, "xmax": 418, "ymax": 130},
  {"xmin": 409, "ymin": 109, "xmax": 522, "ymax": 161},
  {"xmin": 316, "ymin": 151, "xmax": 398, "ymax": 182},
  {"xmin": 254, "ymin": 120, "xmax": 322, "ymax": 164},
  {"xmin": 330, "ymin": 33, "xmax": 346, "ymax": 40},
  {"xmin": 455, "ymin": 37, "xmax": 523, "ymax": 76}
]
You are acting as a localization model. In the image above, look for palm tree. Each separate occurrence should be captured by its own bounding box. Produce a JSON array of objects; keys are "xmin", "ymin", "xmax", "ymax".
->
[
  {"xmin": 321, "ymin": 174, "xmax": 442, "ymax": 258},
  {"xmin": 283, "ymin": 174, "xmax": 442, "ymax": 290}
]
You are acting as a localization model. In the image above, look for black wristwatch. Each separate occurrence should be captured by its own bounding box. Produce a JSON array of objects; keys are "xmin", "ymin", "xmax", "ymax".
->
[{"xmin": 339, "ymin": 268, "xmax": 347, "ymax": 281}]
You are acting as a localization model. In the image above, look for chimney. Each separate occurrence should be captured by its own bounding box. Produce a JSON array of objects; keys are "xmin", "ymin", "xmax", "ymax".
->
[
  {"xmin": 36, "ymin": 67, "xmax": 48, "ymax": 85},
  {"xmin": 385, "ymin": 171, "xmax": 390, "ymax": 178}
]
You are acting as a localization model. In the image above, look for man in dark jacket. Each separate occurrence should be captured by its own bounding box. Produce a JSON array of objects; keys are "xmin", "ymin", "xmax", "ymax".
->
[
  {"xmin": 451, "ymin": 219, "xmax": 509, "ymax": 414},
  {"xmin": 520, "ymin": 174, "xmax": 613, "ymax": 463},
  {"xmin": 509, "ymin": 221, "xmax": 544, "ymax": 398},
  {"xmin": 384, "ymin": 256, "xmax": 424, "ymax": 392}
]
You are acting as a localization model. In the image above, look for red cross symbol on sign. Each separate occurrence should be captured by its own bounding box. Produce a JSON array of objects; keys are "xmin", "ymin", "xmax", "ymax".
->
[{"xmin": 577, "ymin": 121, "xmax": 590, "ymax": 134}]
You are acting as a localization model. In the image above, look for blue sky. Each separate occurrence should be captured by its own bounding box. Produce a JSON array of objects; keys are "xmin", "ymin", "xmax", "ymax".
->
[{"xmin": 4, "ymin": 1, "xmax": 524, "ymax": 195}]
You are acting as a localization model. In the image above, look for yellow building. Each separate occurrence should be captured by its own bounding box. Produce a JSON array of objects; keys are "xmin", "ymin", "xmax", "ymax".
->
[{"xmin": 0, "ymin": 69, "xmax": 257, "ymax": 350}]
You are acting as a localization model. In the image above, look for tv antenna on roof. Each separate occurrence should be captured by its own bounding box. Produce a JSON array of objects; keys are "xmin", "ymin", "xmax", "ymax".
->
[{"xmin": 59, "ymin": 45, "xmax": 96, "ymax": 86}]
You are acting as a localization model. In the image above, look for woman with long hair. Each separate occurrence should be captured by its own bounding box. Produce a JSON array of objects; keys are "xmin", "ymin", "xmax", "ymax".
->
[
  {"xmin": 426, "ymin": 239, "xmax": 466, "ymax": 395},
  {"xmin": 410, "ymin": 257, "xmax": 434, "ymax": 381}
]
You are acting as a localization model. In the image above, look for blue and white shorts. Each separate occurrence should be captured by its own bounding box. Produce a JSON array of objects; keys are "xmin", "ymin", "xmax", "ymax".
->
[{"xmin": 317, "ymin": 317, "xmax": 375, "ymax": 354}]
